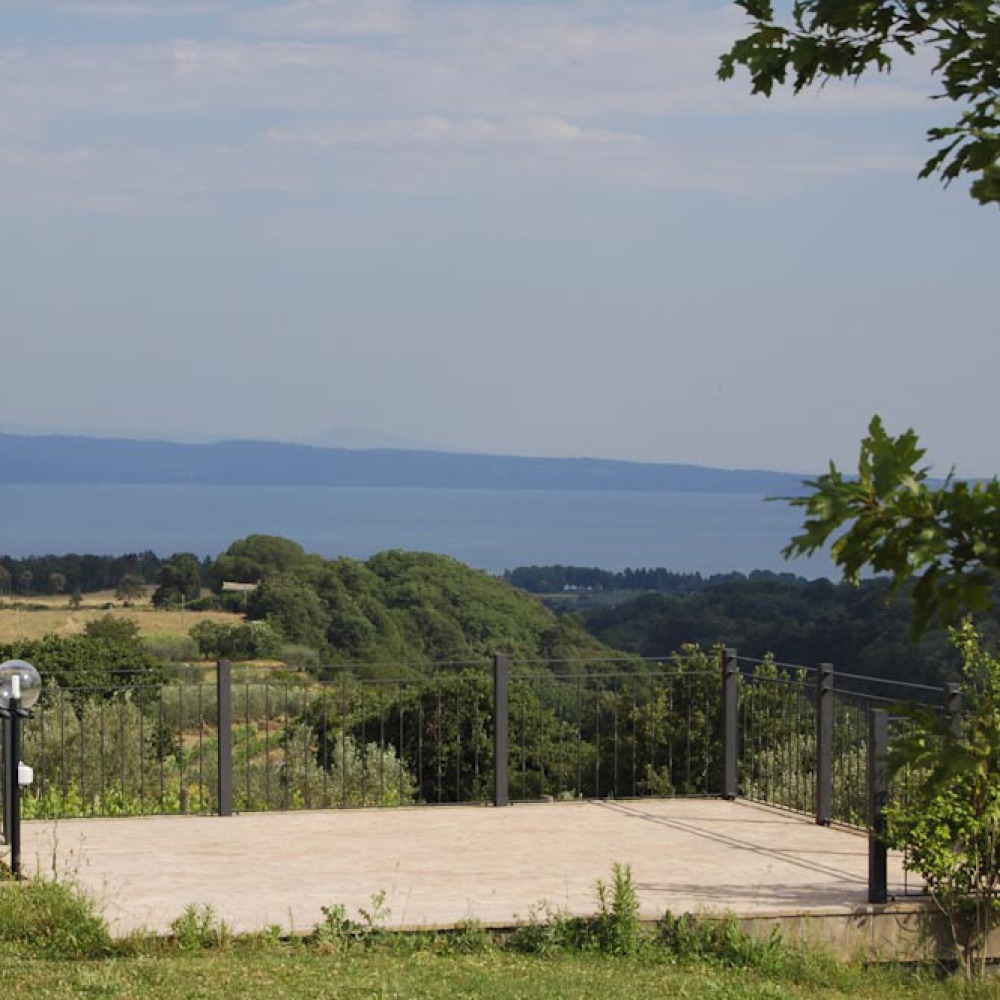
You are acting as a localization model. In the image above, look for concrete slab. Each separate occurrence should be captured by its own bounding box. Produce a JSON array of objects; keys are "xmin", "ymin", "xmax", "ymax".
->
[{"xmin": 20, "ymin": 799, "xmax": 915, "ymax": 939}]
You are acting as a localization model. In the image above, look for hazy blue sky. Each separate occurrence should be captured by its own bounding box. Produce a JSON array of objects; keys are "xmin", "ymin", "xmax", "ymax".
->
[{"xmin": 0, "ymin": 0, "xmax": 995, "ymax": 475}]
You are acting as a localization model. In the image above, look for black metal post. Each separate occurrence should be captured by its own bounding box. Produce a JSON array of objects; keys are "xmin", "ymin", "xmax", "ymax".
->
[
  {"xmin": 868, "ymin": 708, "xmax": 889, "ymax": 904},
  {"xmin": 722, "ymin": 647, "xmax": 738, "ymax": 800},
  {"xmin": 3, "ymin": 697, "xmax": 23, "ymax": 879},
  {"xmin": 816, "ymin": 662, "xmax": 834, "ymax": 825},
  {"xmin": 217, "ymin": 661, "xmax": 233, "ymax": 817},
  {"xmin": 493, "ymin": 654, "xmax": 509, "ymax": 807},
  {"xmin": 1, "ymin": 705, "xmax": 10, "ymax": 849},
  {"xmin": 944, "ymin": 682, "xmax": 964, "ymax": 738}
]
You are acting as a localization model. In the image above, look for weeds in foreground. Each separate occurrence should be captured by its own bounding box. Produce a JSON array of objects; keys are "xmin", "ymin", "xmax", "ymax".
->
[
  {"xmin": 0, "ymin": 876, "xmax": 112, "ymax": 959},
  {"xmin": 309, "ymin": 890, "xmax": 391, "ymax": 950},
  {"xmin": 170, "ymin": 904, "xmax": 231, "ymax": 951},
  {"xmin": 0, "ymin": 860, "xmax": 979, "ymax": 1000}
]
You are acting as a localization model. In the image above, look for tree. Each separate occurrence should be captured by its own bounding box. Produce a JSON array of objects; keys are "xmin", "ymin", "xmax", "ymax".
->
[
  {"xmin": 189, "ymin": 620, "xmax": 283, "ymax": 661},
  {"xmin": 115, "ymin": 574, "xmax": 147, "ymax": 603},
  {"xmin": 246, "ymin": 572, "xmax": 330, "ymax": 654},
  {"xmin": 210, "ymin": 534, "xmax": 321, "ymax": 590},
  {"xmin": 782, "ymin": 416, "xmax": 1000, "ymax": 635},
  {"xmin": 151, "ymin": 554, "xmax": 202, "ymax": 608},
  {"xmin": 887, "ymin": 621, "xmax": 1000, "ymax": 976},
  {"xmin": 0, "ymin": 633, "xmax": 164, "ymax": 692},
  {"xmin": 718, "ymin": 0, "xmax": 1000, "ymax": 206},
  {"xmin": 84, "ymin": 614, "xmax": 143, "ymax": 645}
]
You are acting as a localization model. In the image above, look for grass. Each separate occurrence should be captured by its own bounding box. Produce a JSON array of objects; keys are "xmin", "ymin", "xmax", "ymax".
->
[
  {"xmin": 0, "ymin": 869, "xmax": 994, "ymax": 1000},
  {"xmin": 0, "ymin": 944, "xmax": 988, "ymax": 1000}
]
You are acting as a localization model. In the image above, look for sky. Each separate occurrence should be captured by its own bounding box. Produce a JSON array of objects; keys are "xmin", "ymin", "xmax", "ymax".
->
[{"xmin": 0, "ymin": 0, "xmax": 995, "ymax": 476}]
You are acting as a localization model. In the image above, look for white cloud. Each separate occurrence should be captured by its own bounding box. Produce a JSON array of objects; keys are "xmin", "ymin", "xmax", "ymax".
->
[
  {"xmin": 267, "ymin": 115, "xmax": 647, "ymax": 149},
  {"xmin": 232, "ymin": 0, "xmax": 411, "ymax": 37},
  {"xmin": 0, "ymin": 0, "xmax": 938, "ymax": 215},
  {"xmin": 0, "ymin": 0, "xmax": 230, "ymax": 18},
  {"xmin": 0, "ymin": 1, "xmax": 932, "ymax": 119}
]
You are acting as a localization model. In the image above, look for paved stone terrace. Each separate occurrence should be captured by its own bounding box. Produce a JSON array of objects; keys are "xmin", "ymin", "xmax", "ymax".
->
[{"xmin": 21, "ymin": 798, "xmax": 911, "ymax": 937}]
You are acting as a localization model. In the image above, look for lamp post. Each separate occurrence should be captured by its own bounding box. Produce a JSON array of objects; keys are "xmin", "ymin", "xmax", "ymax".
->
[{"xmin": 0, "ymin": 659, "xmax": 41, "ymax": 879}]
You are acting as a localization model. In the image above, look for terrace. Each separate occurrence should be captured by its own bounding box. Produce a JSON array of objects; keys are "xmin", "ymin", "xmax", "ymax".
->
[{"xmin": 5, "ymin": 651, "xmax": 947, "ymax": 955}]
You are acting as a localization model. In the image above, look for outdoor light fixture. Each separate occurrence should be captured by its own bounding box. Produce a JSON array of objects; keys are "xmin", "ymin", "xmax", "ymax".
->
[
  {"xmin": 0, "ymin": 660, "xmax": 41, "ymax": 711},
  {"xmin": 0, "ymin": 658, "xmax": 41, "ymax": 879}
]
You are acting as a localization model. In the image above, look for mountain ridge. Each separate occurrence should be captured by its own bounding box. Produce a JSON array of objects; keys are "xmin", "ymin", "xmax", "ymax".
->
[{"xmin": 0, "ymin": 431, "xmax": 811, "ymax": 494}]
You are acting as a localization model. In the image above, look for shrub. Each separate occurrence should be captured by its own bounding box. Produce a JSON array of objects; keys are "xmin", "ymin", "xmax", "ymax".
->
[
  {"xmin": 309, "ymin": 892, "xmax": 390, "ymax": 950},
  {"xmin": 143, "ymin": 633, "xmax": 200, "ymax": 664},
  {"xmin": 887, "ymin": 620, "xmax": 1000, "ymax": 977},
  {"xmin": 0, "ymin": 877, "xmax": 112, "ymax": 959},
  {"xmin": 593, "ymin": 862, "xmax": 642, "ymax": 956},
  {"xmin": 657, "ymin": 912, "xmax": 785, "ymax": 969},
  {"xmin": 170, "ymin": 904, "xmax": 231, "ymax": 950},
  {"xmin": 278, "ymin": 644, "xmax": 321, "ymax": 667},
  {"xmin": 190, "ymin": 620, "xmax": 283, "ymax": 661}
]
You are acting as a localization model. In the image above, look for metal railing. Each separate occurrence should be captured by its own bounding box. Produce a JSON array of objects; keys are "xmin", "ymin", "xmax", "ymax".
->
[{"xmin": 4, "ymin": 647, "xmax": 960, "ymax": 903}]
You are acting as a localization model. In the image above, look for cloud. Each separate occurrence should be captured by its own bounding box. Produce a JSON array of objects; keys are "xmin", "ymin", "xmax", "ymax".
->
[
  {"xmin": 0, "ymin": 0, "xmax": 229, "ymax": 18},
  {"xmin": 267, "ymin": 115, "xmax": 648, "ymax": 149},
  {"xmin": 232, "ymin": 0, "xmax": 411, "ymax": 38},
  {"xmin": 0, "ymin": 1, "xmax": 932, "ymax": 119},
  {"xmin": 0, "ymin": 0, "xmax": 938, "ymax": 215}
]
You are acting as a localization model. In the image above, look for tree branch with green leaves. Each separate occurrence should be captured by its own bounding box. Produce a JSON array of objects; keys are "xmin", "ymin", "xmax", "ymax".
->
[
  {"xmin": 781, "ymin": 415, "xmax": 1000, "ymax": 634},
  {"xmin": 718, "ymin": 1, "xmax": 1000, "ymax": 206}
]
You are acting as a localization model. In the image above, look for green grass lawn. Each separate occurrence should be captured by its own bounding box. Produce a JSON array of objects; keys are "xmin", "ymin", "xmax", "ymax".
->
[
  {"xmin": 0, "ymin": 871, "xmax": 993, "ymax": 1000},
  {"xmin": 0, "ymin": 947, "xmax": 983, "ymax": 1000}
]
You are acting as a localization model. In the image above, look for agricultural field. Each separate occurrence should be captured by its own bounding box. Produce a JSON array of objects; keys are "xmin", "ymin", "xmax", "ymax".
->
[{"xmin": 0, "ymin": 593, "xmax": 240, "ymax": 643}]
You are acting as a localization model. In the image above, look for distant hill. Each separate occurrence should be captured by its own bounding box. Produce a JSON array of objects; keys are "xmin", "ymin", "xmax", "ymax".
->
[
  {"xmin": 0, "ymin": 431, "xmax": 811, "ymax": 494},
  {"xmin": 305, "ymin": 424, "xmax": 437, "ymax": 451}
]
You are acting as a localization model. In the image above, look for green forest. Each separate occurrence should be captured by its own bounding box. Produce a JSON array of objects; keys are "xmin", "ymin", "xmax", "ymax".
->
[
  {"xmin": 0, "ymin": 532, "xmax": 982, "ymax": 832},
  {"xmin": 3, "ymin": 537, "xmax": 990, "ymax": 687}
]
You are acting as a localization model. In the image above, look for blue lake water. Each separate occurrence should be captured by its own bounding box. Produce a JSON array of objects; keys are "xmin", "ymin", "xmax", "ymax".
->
[{"xmin": 0, "ymin": 485, "xmax": 835, "ymax": 577}]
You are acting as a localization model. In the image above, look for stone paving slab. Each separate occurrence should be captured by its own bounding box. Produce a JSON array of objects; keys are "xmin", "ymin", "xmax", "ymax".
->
[{"xmin": 20, "ymin": 799, "xmax": 911, "ymax": 936}]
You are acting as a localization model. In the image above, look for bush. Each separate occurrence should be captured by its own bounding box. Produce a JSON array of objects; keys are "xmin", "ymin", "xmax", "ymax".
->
[
  {"xmin": 0, "ymin": 877, "xmax": 112, "ymax": 959},
  {"xmin": 657, "ymin": 912, "xmax": 785, "ymax": 969},
  {"xmin": 309, "ymin": 892, "xmax": 390, "ymax": 950},
  {"xmin": 233, "ymin": 725, "xmax": 417, "ymax": 811},
  {"xmin": 278, "ymin": 644, "xmax": 321, "ymax": 667},
  {"xmin": 171, "ymin": 904, "xmax": 231, "ymax": 950},
  {"xmin": 190, "ymin": 621, "xmax": 283, "ymax": 661},
  {"xmin": 143, "ymin": 633, "xmax": 200, "ymax": 664},
  {"xmin": 887, "ymin": 620, "xmax": 1000, "ymax": 977},
  {"xmin": 186, "ymin": 595, "xmax": 222, "ymax": 611}
]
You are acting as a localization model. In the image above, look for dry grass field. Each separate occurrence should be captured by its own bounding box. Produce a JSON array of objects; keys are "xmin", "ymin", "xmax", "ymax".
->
[{"xmin": 0, "ymin": 592, "xmax": 240, "ymax": 642}]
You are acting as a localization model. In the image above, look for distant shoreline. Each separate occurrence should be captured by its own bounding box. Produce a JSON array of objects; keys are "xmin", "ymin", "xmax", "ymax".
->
[{"xmin": 0, "ymin": 431, "xmax": 811, "ymax": 494}]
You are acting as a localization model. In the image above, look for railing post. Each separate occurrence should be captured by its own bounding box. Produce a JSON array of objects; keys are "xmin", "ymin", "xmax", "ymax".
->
[
  {"xmin": 493, "ymin": 654, "xmax": 510, "ymax": 807},
  {"xmin": 1, "ymin": 705, "xmax": 10, "ymax": 843},
  {"xmin": 944, "ymin": 682, "xmax": 964, "ymax": 738},
  {"xmin": 816, "ymin": 662, "xmax": 834, "ymax": 825},
  {"xmin": 217, "ymin": 660, "xmax": 233, "ymax": 817},
  {"xmin": 868, "ymin": 708, "xmax": 889, "ymax": 904},
  {"xmin": 722, "ymin": 647, "xmax": 738, "ymax": 800},
  {"xmin": 1, "ymin": 702, "xmax": 22, "ymax": 877}
]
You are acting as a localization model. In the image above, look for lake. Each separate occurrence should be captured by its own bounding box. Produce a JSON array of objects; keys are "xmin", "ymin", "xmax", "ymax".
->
[{"xmin": 0, "ymin": 484, "xmax": 835, "ymax": 577}]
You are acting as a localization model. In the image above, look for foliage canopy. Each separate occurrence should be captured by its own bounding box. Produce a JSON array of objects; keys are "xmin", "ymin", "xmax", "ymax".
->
[
  {"xmin": 719, "ymin": 0, "xmax": 1000, "ymax": 205},
  {"xmin": 888, "ymin": 621, "xmax": 1000, "ymax": 976},
  {"xmin": 210, "ymin": 537, "xmax": 620, "ymax": 667},
  {"xmin": 781, "ymin": 416, "xmax": 1000, "ymax": 634}
]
